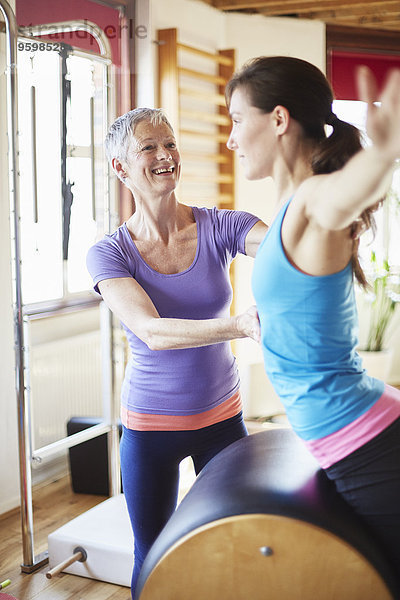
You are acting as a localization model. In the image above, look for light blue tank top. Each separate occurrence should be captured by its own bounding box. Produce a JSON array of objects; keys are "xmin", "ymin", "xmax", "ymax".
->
[{"xmin": 252, "ymin": 198, "xmax": 384, "ymax": 441}]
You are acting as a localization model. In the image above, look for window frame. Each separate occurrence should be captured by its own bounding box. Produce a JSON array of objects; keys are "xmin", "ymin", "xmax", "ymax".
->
[
  {"xmin": 326, "ymin": 25, "xmax": 400, "ymax": 273},
  {"xmin": 16, "ymin": 36, "xmax": 116, "ymax": 316}
]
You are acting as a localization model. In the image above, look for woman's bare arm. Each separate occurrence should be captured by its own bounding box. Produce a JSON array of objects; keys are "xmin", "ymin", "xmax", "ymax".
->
[
  {"xmin": 98, "ymin": 277, "xmax": 260, "ymax": 350},
  {"xmin": 245, "ymin": 220, "xmax": 269, "ymax": 257}
]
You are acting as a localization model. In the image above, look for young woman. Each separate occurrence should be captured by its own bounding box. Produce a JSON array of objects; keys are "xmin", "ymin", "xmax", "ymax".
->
[
  {"xmin": 86, "ymin": 107, "xmax": 267, "ymax": 597},
  {"xmin": 226, "ymin": 56, "xmax": 400, "ymax": 584}
]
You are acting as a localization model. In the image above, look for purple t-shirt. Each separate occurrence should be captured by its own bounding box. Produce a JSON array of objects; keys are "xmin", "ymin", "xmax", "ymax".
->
[{"xmin": 86, "ymin": 206, "xmax": 259, "ymax": 417}]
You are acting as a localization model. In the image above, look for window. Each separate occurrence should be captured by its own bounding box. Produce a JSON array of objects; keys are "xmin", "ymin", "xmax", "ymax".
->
[
  {"xmin": 17, "ymin": 41, "xmax": 110, "ymax": 306},
  {"xmin": 329, "ymin": 47, "xmax": 400, "ymax": 272}
]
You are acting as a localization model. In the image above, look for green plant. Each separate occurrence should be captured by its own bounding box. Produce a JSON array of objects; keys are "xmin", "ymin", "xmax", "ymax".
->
[{"xmin": 364, "ymin": 251, "xmax": 400, "ymax": 352}]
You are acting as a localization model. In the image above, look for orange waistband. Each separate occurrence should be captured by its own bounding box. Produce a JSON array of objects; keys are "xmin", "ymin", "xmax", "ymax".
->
[{"xmin": 121, "ymin": 390, "xmax": 242, "ymax": 431}]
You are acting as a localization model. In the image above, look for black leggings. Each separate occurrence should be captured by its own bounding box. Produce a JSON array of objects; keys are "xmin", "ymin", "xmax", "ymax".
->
[
  {"xmin": 120, "ymin": 412, "xmax": 248, "ymax": 599},
  {"xmin": 325, "ymin": 417, "xmax": 400, "ymax": 592}
]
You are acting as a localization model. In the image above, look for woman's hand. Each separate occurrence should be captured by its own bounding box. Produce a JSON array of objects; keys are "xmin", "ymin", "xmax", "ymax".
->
[
  {"xmin": 357, "ymin": 65, "xmax": 400, "ymax": 161},
  {"xmin": 236, "ymin": 305, "xmax": 261, "ymax": 344}
]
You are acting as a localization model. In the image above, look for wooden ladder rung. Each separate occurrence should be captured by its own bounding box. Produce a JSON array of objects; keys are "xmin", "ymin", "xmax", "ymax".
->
[
  {"xmin": 183, "ymin": 173, "xmax": 234, "ymax": 184},
  {"xmin": 180, "ymin": 129, "xmax": 229, "ymax": 143},
  {"xmin": 181, "ymin": 109, "xmax": 230, "ymax": 126},
  {"xmin": 179, "ymin": 87, "xmax": 227, "ymax": 107},
  {"xmin": 181, "ymin": 152, "xmax": 230, "ymax": 164},
  {"xmin": 178, "ymin": 42, "xmax": 234, "ymax": 66},
  {"xmin": 178, "ymin": 67, "xmax": 228, "ymax": 86}
]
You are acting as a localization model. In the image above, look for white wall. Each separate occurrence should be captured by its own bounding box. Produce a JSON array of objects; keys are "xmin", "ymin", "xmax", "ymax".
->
[
  {"xmin": 0, "ymin": 0, "xmax": 21, "ymax": 515},
  {"xmin": 136, "ymin": 0, "xmax": 226, "ymax": 108}
]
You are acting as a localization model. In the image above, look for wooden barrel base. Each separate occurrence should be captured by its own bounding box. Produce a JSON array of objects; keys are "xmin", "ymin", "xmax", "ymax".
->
[
  {"xmin": 136, "ymin": 430, "xmax": 398, "ymax": 599},
  {"xmin": 140, "ymin": 513, "xmax": 392, "ymax": 600}
]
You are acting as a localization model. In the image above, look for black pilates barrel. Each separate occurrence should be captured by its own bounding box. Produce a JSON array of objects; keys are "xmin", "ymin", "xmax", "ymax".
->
[{"xmin": 135, "ymin": 428, "xmax": 398, "ymax": 599}]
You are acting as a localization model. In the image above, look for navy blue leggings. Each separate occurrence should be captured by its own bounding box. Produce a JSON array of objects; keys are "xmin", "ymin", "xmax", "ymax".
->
[
  {"xmin": 120, "ymin": 412, "xmax": 247, "ymax": 598},
  {"xmin": 325, "ymin": 417, "xmax": 400, "ymax": 592}
]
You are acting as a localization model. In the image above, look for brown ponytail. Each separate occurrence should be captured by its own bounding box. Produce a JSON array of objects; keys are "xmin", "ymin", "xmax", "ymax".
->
[{"xmin": 312, "ymin": 114, "xmax": 362, "ymax": 175}]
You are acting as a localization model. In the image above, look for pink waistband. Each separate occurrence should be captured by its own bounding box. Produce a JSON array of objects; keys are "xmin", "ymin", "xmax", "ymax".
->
[
  {"xmin": 121, "ymin": 390, "xmax": 242, "ymax": 431},
  {"xmin": 304, "ymin": 384, "xmax": 400, "ymax": 468}
]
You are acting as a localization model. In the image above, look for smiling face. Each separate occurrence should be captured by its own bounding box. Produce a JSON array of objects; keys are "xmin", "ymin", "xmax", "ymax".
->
[
  {"xmin": 227, "ymin": 87, "xmax": 275, "ymax": 180},
  {"xmin": 123, "ymin": 120, "xmax": 181, "ymax": 197}
]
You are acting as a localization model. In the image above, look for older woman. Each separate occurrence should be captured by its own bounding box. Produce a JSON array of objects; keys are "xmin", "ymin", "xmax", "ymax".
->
[
  {"xmin": 226, "ymin": 57, "xmax": 400, "ymax": 586},
  {"xmin": 86, "ymin": 107, "xmax": 267, "ymax": 596}
]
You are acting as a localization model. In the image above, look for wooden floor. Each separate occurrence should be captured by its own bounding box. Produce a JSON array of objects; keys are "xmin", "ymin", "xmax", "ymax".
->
[
  {"xmin": 0, "ymin": 421, "xmax": 273, "ymax": 600},
  {"xmin": 0, "ymin": 476, "xmax": 130, "ymax": 600}
]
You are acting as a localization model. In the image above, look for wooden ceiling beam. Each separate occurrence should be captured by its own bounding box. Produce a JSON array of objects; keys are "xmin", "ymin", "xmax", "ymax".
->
[
  {"xmin": 326, "ymin": 21, "xmax": 400, "ymax": 31},
  {"xmin": 212, "ymin": 0, "xmax": 397, "ymax": 12},
  {"xmin": 323, "ymin": 18, "xmax": 400, "ymax": 30},
  {"xmin": 337, "ymin": 17, "xmax": 400, "ymax": 25},
  {"xmin": 256, "ymin": 2, "xmax": 392, "ymax": 16},
  {"xmin": 296, "ymin": 3, "xmax": 400, "ymax": 19},
  {"xmin": 326, "ymin": 24, "xmax": 400, "ymax": 51},
  {"xmin": 352, "ymin": 23, "xmax": 400, "ymax": 30},
  {"xmin": 260, "ymin": 8, "xmax": 398, "ymax": 19},
  {"xmin": 320, "ymin": 14, "xmax": 400, "ymax": 24},
  {"xmin": 201, "ymin": 0, "xmax": 400, "ymax": 32}
]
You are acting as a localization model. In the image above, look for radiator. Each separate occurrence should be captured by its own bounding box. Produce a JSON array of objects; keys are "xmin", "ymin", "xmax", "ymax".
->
[{"xmin": 30, "ymin": 330, "xmax": 104, "ymax": 450}]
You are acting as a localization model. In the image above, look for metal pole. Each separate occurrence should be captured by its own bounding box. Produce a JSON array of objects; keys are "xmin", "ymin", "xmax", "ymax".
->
[
  {"xmin": 0, "ymin": 0, "xmax": 37, "ymax": 571},
  {"xmin": 100, "ymin": 47, "xmax": 121, "ymax": 497},
  {"xmin": 101, "ymin": 301, "xmax": 121, "ymax": 497},
  {"xmin": 32, "ymin": 422, "xmax": 111, "ymax": 462}
]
